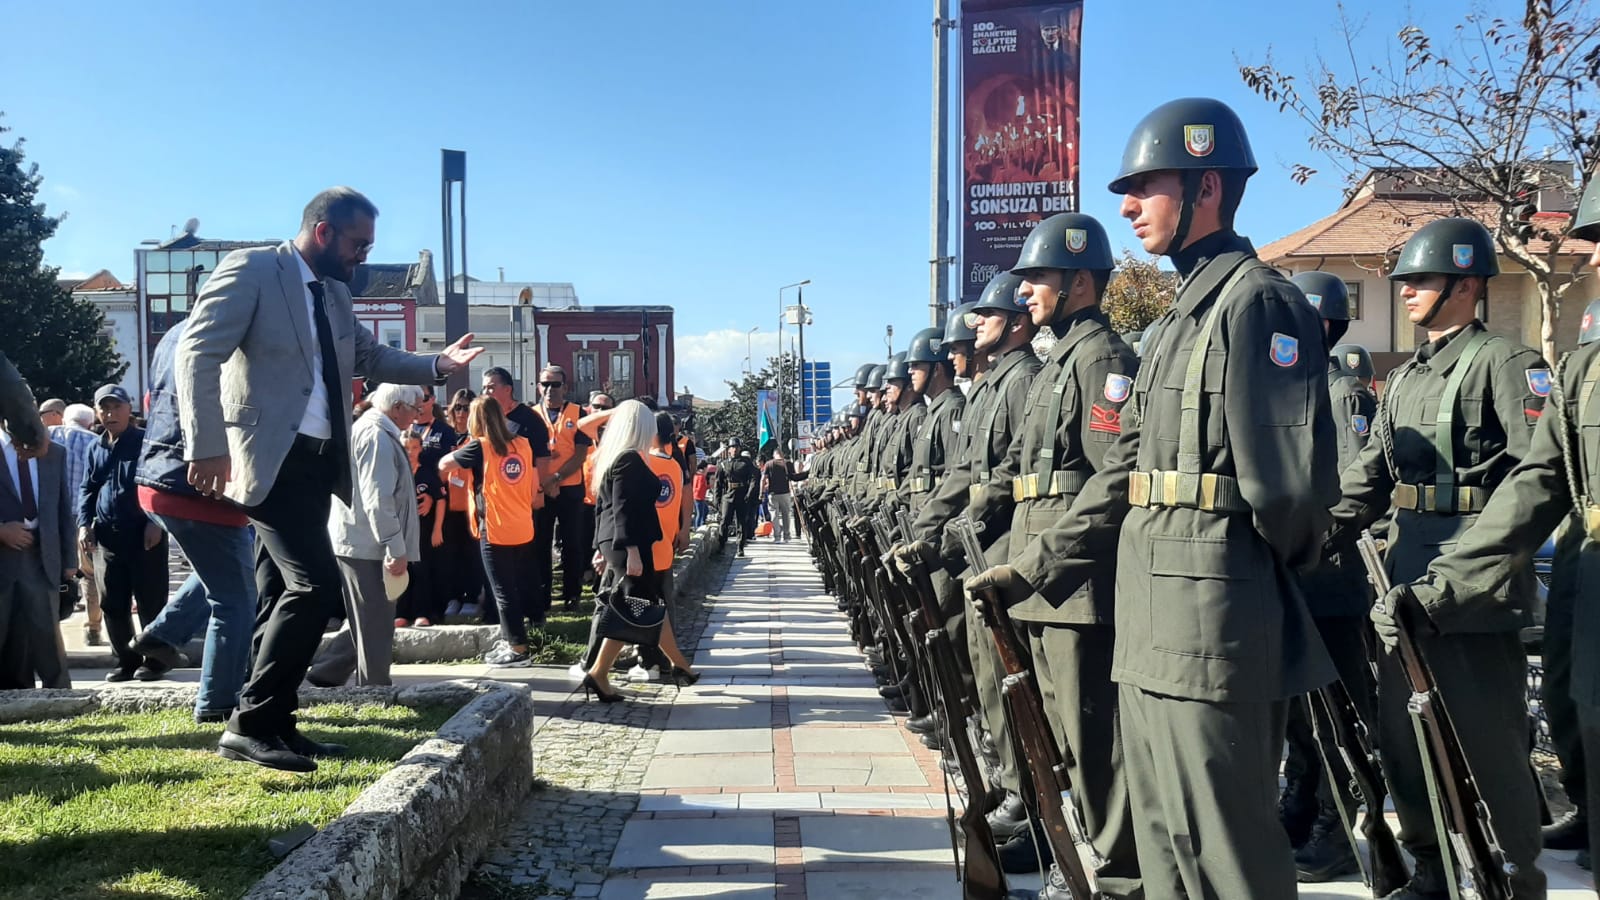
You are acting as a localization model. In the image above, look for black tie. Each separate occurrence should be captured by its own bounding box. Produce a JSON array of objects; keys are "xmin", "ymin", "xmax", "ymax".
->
[
  {"xmin": 16, "ymin": 454, "xmax": 36, "ymax": 520},
  {"xmin": 308, "ymin": 281, "xmax": 347, "ymax": 448}
]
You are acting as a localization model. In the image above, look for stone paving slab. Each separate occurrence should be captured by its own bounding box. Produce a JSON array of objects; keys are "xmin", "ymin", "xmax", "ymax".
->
[
  {"xmin": 787, "ymin": 700, "xmax": 896, "ymax": 727},
  {"xmin": 665, "ymin": 702, "xmax": 774, "ymax": 730},
  {"xmin": 641, "ymin": 754, "xmax": 775, "ymax": 788},
  {"xmin": 793, "ymin": 754, "xmax": 928, "ymax": 787},
  {"xmin": 818, "ymin": 793, "xmax": 937, "ymax": 810},
  {"xmin": 803, "ymin": 868, "xmax": 965, "ymax": 898},
  {"xmin": 790, "ymin": 727, "xmax": 910, "ymax": 755},
  {"xmin": 655, "ymin": 727, "xmax": 773, "ymax": 755},
  {"xmin": 598, "ymin": 876, "xmax": 776, "ymax": 899},
  {"xmin": 798, "ymin": 815, "xmax": 952, "ymax": 865},
  {"xmin": 609, "ymin": 817, "xmax": 776, "ymax": 868}
]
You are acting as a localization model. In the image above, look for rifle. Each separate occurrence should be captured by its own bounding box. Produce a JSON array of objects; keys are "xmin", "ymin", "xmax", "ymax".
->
[
  {"xmin": 950, "ymin": 516, "xmax": 1102, "ymax": 899},
  {"xmin": 890, "ymin": 513, "xmax": 1009, "ymax": 898},
  {"xmin": 1355, "ymin": 531, "xmax": 1515, "ymax": 900},
  {"xmin": 1304, "ymin": 681, "xmax": 1410, "ymax": 896}
]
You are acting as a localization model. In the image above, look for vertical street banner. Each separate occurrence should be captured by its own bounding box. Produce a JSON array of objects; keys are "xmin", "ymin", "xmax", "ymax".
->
[
  {"xmin": 755, "ymin": 389, "xmax": 779, "ymax": 449},
  {"xmin": 959, "ymin": 0, "xmax": 1083, "ymax": 302}
]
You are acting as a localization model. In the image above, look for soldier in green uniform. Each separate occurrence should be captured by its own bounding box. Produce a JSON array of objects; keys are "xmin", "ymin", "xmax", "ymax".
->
[
  {"xmin": 881, "ymin": 351, "xmax": 928, "ymax": 512},
  {"xmin": 870, "ymin": 352, "xmax": 916, "ymax": 512},
  {"xmin": 1329, "ymin": 216, "xmax": 1550, "ymax": 899},
  {"xmin": 716, "ymin": 439, "xmax": 762, "ymax": 557},
  {"xmin": 1277, "ymin": 272, "xmax": 1380, "ymax": 881},
  {"xmin": 968, "ymin": 211, "xmax": 1143, "ymax": 899},
  {"xmin": 1333, "ymin": 342, "xmax": 1377, "ymax": 390},
  {"xmin": 967, "ymin": 97, "xmax": 1339, "ymax": 898},
  {"xmin": 899, "ymin": 272, "xmax": 1045, "ymax": 871}
]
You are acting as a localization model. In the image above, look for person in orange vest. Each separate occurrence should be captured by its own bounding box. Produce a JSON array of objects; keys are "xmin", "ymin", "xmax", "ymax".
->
[
  {"xmin": 534, "ymin": 366, "xmax": 593, "ymax": 615},
  {"xmin": 578, "ymin": 391, "xmax": 615, "ymax": 595},
  {"xmin": 439, "ymin": 396, "xmax": 541, "ymax": 667}
]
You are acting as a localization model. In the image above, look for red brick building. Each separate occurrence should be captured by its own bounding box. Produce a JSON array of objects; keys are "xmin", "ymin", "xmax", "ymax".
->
[{"xmin": 534, "ymin": 306, "xmax": 674, "ymax": 405}]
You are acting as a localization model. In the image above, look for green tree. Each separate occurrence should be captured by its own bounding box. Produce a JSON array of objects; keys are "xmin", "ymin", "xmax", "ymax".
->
[
  {"xmin": 696, "ymin": 354, "xmax": 802, "ymax": 456},
  {"xmin": 0, "ymin": 117, "xmax": 125, "ymax": 402},
  {"xmin": 1239, "ymin": 0, "xmax": 1600, "ymax": 363},
  {"xmin": 1103, "ymin": 249, "xmax": 1176, "ymax": 332}
]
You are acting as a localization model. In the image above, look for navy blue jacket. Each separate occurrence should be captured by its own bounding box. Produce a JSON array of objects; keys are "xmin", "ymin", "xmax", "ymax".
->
[
  {"xmin": 135, "ymin": 324, "xmax": 199, "ymax": 498},
  {"xmin": 81, "ymin": 425, "xmax": 150, "ymax": 543}
]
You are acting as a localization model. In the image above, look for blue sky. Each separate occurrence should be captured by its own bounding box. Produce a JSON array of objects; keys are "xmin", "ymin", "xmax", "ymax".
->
[{"xmin": 8, "ymin": 0, "xmax": 1495, "ymax": 401}]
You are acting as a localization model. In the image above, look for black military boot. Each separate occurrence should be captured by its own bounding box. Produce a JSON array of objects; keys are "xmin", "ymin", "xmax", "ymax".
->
[
  {"xmin": 1543, "ymin": 808, "xmax": 1589, "ymax": 850},
  {"xmin": 1294, "ymin": 799, "xmax": 1359, "ymax": 882},
  {"xmin": 986, "ymin": 791, "xmax": 1031, "ymax": 841},
  {"xmin": 905, "ymin": 710, "xmax": 938, "ymax": 735},
  {"xmin": 879, "ymin": 677, "xmax": 911, "ymax": 700},
  {"xmin": 1277, "ymin": 773, "xmax": 1318, "ymax": 850},
  {"xmin": 996, "ymin": 820, "xmax": 1051, "ymax": 874},
  {"xmin": 1381, "ymin": 855, "xmax": 1449, "ymax": 900}
]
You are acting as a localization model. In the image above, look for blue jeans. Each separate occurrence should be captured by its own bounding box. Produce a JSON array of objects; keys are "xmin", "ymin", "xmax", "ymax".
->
[
  {"xmin": 144, "ymin": 513, "xmax": 257, "ymax": 720},
  {"xmin": 693, "ymin": 500, "xmax": 709, "ymax": 528}
]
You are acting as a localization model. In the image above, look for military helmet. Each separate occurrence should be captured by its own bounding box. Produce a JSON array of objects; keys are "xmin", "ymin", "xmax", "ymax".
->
[
  {"xmin": 944, "ymin": 302, "xmax": 980, "ymax": 344},
  {"xmin": 866, "ymin": 363, "xmax": 888, "ymax": 391},
  {"xmin": 1109, "ymin": 97, "xmax": 1258, "ymax": 195},
  {"xmin": 1330, "ymin": 343, "xmax": 1375, "ymax": 381},
  {"xmin": 972, "ymin": 272, "xmax": 1029, "ymax": 315},
  {"xmin": 905, "ymin": 326, "xmax": 950, "ymax": 364},
  {"xmin": 1571, "ymin": 175, "xmax": 1600, "ymax": 243},
  {"xmin": 852, "ymin": 363, "xmax": 876, "ymax": 390},
  {"xmin": 1388, "ymin": 217, "xmax": 1499, "ymax": 279},
  {"xmin": 885, "ymin": 351, "xmax": 911, "ymax": 383},
  {"xmin": 1580, "ymin": 298, "xmax": 1600, "ymax": 346},
  {"xmin": 1011, "ymin": 213, "xmax": 1116, "ymax": 275},
  {"xmin": 1290, "ymin": 272, "xmax": 1351, "ymax": 321}
]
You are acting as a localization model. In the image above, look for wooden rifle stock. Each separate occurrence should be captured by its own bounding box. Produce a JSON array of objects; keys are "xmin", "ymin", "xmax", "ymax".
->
[
  {"xmin": 949, "ymin": 516, "xmax": 1101, "ymax": 900},
  {"xmin": 1355, "ymin": 531, "xmax": 1514, "ymax": 900}
]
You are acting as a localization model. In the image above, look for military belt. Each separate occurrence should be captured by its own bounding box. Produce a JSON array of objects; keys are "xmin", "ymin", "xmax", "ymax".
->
[
  {"xmin": 1011, "ymin": 469, "xmax": 1090, "ymax": 501},
  {"xmin": 877, "ymin": 476, "xmax": 899, "ymax": 491},
  {"xmin": 1391, "ymin": 483, "xmax": 1488, "ymax": 514},
  {"xmin": 1127, "ymin": 470, "xmax": 1248, "ymax": 513},
  {"xmin": 968, "ymin": 483, "xmax": 983, "ymax": 504},
  {"xmin": 1586, "ymin": 505, "xmax": 1600, "ymax": 541},
  {"xmin": 908, "ymin": 476, "xmax": 934, "ymax": 494}
]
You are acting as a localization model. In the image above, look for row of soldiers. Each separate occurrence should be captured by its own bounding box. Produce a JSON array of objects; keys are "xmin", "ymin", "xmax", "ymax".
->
[{"xmin": 796, "ymin": 94, "xmax": 1600, "ymax": 900}]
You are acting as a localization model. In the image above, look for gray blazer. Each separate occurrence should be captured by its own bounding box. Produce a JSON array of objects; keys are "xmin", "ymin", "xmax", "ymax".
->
[
  {"xmin": 0, "ymin": 443, "xmax": 76, "ymax": 583},
  {"xmin": 329, "ymin": 408, "xmax": 419, "ymax": 562},
  {"xmin": 175, "ymin": 242, "xmax": 439, "ymax": 507}
]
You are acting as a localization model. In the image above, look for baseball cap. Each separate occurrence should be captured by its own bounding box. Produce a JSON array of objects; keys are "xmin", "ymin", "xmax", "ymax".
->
[
  {"xmin": 93, "ymin": 384, "xmax": 132, "ymax": 406},
  {"xmin": 38, "ymin": 398, "xmax": 66, "ymax": 415}
]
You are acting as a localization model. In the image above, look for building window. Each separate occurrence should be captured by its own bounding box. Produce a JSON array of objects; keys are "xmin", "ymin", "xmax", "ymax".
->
[
  {"xmin": 574, "ymin": 350, "xmax": 598, "ymax": 387},
  {"xmin": 380, "ymin": 322, "xmax": 404, "ymax": 349},
  {"xmin": 1343, "ymin": 281, "xmax": 1362, "ymax": 320},
  {"xmin": 610, "ymin": 350, "xmax": 634, "ymax": 388}
]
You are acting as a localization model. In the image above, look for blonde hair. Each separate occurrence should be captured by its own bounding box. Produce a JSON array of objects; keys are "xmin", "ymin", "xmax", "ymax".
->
[
  {"xmin": 592, "ymin": 399, "xmax": 655, "ymax": 484},
  {"xmin": 468, "ymin": 396, "xmax": 516, "ymax": 456}
]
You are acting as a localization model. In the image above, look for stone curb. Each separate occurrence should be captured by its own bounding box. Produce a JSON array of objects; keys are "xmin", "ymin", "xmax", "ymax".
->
[
  {"xmin": 243, "ymin": 682, "xmax": 536, "ymax": 900},
  {"xmin": 0, "ymin": 679, "xmax": 496, "ymax": 725}
]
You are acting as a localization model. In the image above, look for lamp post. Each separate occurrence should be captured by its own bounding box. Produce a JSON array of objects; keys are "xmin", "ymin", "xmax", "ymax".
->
[
  {"xmin": 744, "ymin": 326, "xmax": 759, "ymax": 375},
  {"xmin": 777, "ymin": 280, "xmax": 810, "ymax": 448}
]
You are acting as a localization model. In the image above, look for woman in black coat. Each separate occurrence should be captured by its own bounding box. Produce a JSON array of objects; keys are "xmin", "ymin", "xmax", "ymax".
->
[{"xmin": 582, "ymin": 401, "xmax": 700, "ymax": 701}]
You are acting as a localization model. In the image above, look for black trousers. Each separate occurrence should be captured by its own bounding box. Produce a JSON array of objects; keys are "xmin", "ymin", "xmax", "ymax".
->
[
  {"xmin": 232, "ymin": 439, "xmax": 342, "ymax": 738},
  {"xmin": 440, "ymin": 510, "xmax": 483, "ymax": 607},
  {"xmin": 584, "ymin": 552, "xmax": 663, "ymax": 668},
  {"xmin": 535, "ymin": 485, "xmax": 587, "ymax": 612},
  {"xmin": 397, "ymin": 512, "xmax": 445, "ymax": 621},
  {"xmin": 482, "ymin": 538, "xmax": 537, "ymax": 645},
  {"xmin": 95, "ymin": 532, "xmax": 169, "ymax": 669}
]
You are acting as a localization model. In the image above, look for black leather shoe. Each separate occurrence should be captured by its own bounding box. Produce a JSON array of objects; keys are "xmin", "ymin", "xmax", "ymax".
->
[
  {"xmin": 1544, "ymin": 809, "xmax": 1589, "ymax": 850},
  {"xmin": 884, "ymin": 697, "xmax": 910, "ymax": 714},
  {"xmin": 217, "ymin": 730, "xmax": 317, "ymax": 773},
  {"xmin": 282, "ymin": 727, "xmax": 347, "ymax": 759},
  {"xmin": 996, "ymin": 822, "xmax": 1050, "ymax": 874},
  {"xmin": 130, "ymin": 632, "xmax": 183, "ymax": 671},
  {"xmin": 104, "ymin": 666, "xmax": 138, "ymax": 683},
  {"xmin": 134, "ymin": 660, "xmax": 171, "ymax": 682},
  {"xmin": 905, "ymin": 713, "xmax": 938, "ymax": 734},
  {"xmin": 1294, "ymin": 804, "xmax": 1359, "ymax": 882},
  {"xmin": 919, "ymin": 731, "xmax": 944, "ymax": 750},
  {"xmin": 879, "ymin": 681, "xmax": 908, "ymax": 701},
  {"xmin": 987, "ymin": 791, "xmax": 1031, "ymax": 841}
]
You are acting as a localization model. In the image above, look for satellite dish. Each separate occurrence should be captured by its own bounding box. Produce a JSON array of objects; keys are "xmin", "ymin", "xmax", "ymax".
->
[{"xmin": 182, "ymin": 217, "xmax": 200, "ymax": 235}]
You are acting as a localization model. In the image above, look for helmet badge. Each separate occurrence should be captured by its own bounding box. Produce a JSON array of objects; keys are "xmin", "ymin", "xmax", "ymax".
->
[
  {"xmin": 1183, "ymin": 124, "xmax": 1214, "ymax": 157},
  {"xmin": 1345, "ymin": 351, "xmax": 1361, "ymax": 371},
  {"xmin": 1452, "ymin": 243, "xmax": 1474, "ymax": 269},
  {"xmin": 1305, "ymin": 293, "xmax": 1323, "ymax": 309},
  {"xmin": 1065, "ymin": 228, "xmax": 1088, "ymax": 253}
]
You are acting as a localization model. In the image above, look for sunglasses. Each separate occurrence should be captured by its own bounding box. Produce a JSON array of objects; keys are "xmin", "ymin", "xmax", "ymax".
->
[
  {"xmin": 449, "ymin": 405, "xmax": 469, "ymax": 413},
  {"xmin": 540, "ymin": 382, "xmax": 564, "ymax": 388}
]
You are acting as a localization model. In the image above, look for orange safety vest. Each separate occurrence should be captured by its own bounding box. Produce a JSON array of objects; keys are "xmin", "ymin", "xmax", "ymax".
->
[
  {"xmin": 538, "ymin": 401, "xmax": 586, "ymax": 488},
  {"xmin": 469, "ymin": 435, "xmax": 538, "ymax": 546},
  {"xmin": 644, "ymin": 449, "xmax": 682, "ymax": 572}
]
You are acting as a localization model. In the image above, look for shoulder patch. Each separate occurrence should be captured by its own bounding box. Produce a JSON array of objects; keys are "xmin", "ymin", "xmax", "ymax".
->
[
  {"xmin": 1305, "ymin": 293, "xmax": 1323, "ymax": 310},
  {"xmin": 1526, "ymin": 368, "xmax": 1552, "ymax": 398},
  {"xmin": 1351, "ymin": 414, "xmax": 1370, "ymax": 436},
  {"xmin": 1103, "ymin": 373, "xmax": 1132, "ymax": 403},
  {"xmin": 1269, "ymin": 332, "xmax": 1299, "ymax": 368},
  {"xmin": 1088, "ymin": 404, "xmax": 1122, "ymax": 435}
]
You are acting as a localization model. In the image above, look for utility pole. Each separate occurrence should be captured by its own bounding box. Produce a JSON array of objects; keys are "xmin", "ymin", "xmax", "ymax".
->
[{"xmin": 929, "ymin": 0, "xmax": 954, "ymax": 329}]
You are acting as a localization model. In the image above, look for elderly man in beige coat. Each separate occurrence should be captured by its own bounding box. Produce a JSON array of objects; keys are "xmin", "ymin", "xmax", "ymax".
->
[{"xmin": 176, "ymin": 187, "xmax": 482, "ymax": 772}]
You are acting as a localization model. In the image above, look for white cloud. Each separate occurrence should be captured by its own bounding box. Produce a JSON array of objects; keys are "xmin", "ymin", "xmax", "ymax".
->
[{"xmin": 676, "ymin": 328, "xmax": 780, "ymax": 400}]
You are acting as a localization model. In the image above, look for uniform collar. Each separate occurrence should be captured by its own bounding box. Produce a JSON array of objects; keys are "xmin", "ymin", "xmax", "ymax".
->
[
  {"xmin": 986, "ymin": 345, "xmax": 1034, "ymax": 382},
  {"xmin": 1414, "ymin": 320, "xmax": 1485, "ymax": 372},
  {"xmin": 927, "ymin": 386, "xmax": 960, "ymax": 412},
  {"xmin": 1173, "ymin": 231, "xmax": 1256, "ymax": 318},
  {"xmin": 1048, "ymin": 307, "xmax": 1109, "ymax": 357}
]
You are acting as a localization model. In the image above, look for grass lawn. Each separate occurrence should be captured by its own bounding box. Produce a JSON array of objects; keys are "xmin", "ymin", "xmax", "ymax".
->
[{"xmin": 0, "ymin": 702, "xmax": 456, "ymax": 900}]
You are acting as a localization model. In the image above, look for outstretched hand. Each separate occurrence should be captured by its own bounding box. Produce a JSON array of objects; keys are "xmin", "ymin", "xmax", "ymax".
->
[{"xmin": 437, "ymin": 333, "xmax": 486, "ymax": 375}]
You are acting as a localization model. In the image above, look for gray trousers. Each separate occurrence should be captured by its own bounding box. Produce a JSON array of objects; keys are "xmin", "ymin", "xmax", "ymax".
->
[
  {"xmin": 1121, "ymin": 685, "xmax": 1293, "ymax": 900},
  {"xmin": 769, "ymin": 493, "xmax": 793, "ymax": 541},
  {"xmin": 307, "ymin": 556, "xmax": 396, "ymax": 687},
  {"xmin": 0, "ymin": 549, "xmax": 69, "ymax": 689}
]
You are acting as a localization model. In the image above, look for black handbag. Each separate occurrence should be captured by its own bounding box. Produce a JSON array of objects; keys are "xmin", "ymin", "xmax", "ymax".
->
[
  {"xmin": 595, "ymin": 580, "xmax": 665, "ymax": 646},
  {"xmin": 58, "ymin": 577, "xmax": 81, "ymax": 622}
]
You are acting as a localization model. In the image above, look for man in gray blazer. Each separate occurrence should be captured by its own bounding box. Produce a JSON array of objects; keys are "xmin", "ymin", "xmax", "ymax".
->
[
  {"xmin": 177, "ymin": 187, "xmax": 481, "ymax": 771},
  {"xmin": 0, "ymin": 430, "xmax": 75, "ymax": 690}
]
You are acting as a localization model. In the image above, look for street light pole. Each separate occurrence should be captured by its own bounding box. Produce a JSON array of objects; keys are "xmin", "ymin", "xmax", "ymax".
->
[
  {"xmin": 777, "ymin": 279, "xmax": 810, "ymax": 448},
  {"xmin": 745, "ymin": 326, "xmax": 759, "ymax": 375}
]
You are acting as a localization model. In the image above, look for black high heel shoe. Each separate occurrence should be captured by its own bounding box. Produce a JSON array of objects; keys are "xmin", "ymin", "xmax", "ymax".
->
[
  {"xmin": 670, "ymin": 667, "xmax": 702, "ymax": 687},
  {"xmin": 582, "ymin": 673, "xmax": 625, "ymax": 703}
]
